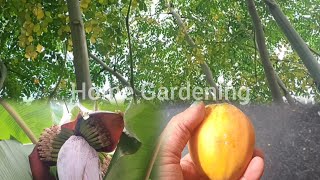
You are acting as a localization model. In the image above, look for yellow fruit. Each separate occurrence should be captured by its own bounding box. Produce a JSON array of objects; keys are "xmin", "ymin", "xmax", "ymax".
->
[{"xmin": 189, "ymin": 103, "xmax": 255, "ymax": 180}]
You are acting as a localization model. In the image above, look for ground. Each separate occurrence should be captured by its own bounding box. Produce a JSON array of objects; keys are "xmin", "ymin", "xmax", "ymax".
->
[{"xmin": 163, "ymin": 103, "xmax": 320, "ymax": 180}]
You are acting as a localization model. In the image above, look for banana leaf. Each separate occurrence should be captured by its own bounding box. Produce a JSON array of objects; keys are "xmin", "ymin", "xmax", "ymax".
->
[
  {"xmin": 0, "ymin": 140, "xmax": 35, "ymax": 180},
  {"xmin": 105, "ymin": 102, "xmax": 166, "ymax": 180},
  {"xmin": 0, "ymin": 100, "xmax": 53, "ymax": 143}
]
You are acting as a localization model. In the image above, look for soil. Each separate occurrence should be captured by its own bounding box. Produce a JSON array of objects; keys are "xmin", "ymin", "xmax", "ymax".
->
[{"xmin": 163, "ymin": 103, "xmax": 320, "ymax": 180}]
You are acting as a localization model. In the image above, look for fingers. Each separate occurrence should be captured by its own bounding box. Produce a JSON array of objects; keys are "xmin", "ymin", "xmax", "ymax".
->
[
  {"xmin": 181, "ymin": 154, "xmax": 206, "ymax": 180},
  {"xmin": 160, "ymin": 102, "xmax": 205, "ymax": 164},
  {"xmin": 181, "ymin": 150, "xmax": 265, "ymax": 180},
  {"xmin": 241, "ymin": 149, "xmax": 265, "ymax": 180}
]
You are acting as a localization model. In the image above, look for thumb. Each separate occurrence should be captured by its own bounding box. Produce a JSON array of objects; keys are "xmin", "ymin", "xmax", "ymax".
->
[{"xmin": 160, "ymin": 102, "xmax": 205, "ymax": 164}]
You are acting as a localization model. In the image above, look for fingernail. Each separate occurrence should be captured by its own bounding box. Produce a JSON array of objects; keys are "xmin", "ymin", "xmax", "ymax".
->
[{"xmin": 190, "ymin": 101, "xmax": 202, "ymax": 107}]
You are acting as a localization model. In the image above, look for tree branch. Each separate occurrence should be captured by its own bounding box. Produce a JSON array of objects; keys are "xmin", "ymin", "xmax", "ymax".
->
[
  {"xmin": 48, "ymin": 75, "xmax": 63, "ymax": 101},
  {"xmin": 246, "ymin": 0, "xmax": 284, "ymax": 104},
  {"xmin": 88, "ymin": 53, "xmax": 141, "ymax": 95},
  {"xmin": 126, "ymin": 0, "xmax": 136, "ymax": 102},
  {"xmin": 0, "ymin": 99, "xmax": 38, "ymax": 144},
  {"xmin": 254, "ymin": 32, "xmax": 258, "ymax": 94},
  {"xmin": 6, "ymin": 67, "xmax": 32, "ymax": 81},
  {"xmin": 275, "ymin": 73, "xmax": 295, "ymax": 105},
  {"xmin": 309, "ymin": 47, "xmax": 320, "ymax": 57},
  {"xmin": 167, "ymin": 4, "xmax": 219, "ymax": 97},
  {"xmin": 0, "ymin": 60, "xmax": 7, "ymax": 90}
]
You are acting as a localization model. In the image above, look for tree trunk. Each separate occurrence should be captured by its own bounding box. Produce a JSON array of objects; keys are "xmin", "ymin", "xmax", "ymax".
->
[
  {"xmin": 246, "ymin": 0, "xmax": 283, "ymax": 104},
  {"xmin": 67, "ymin": 0, "xmax": 92, "ymax": 100},
  {"xmin": 168, "ymin": 5, "xmax": 219, "ymax": 98},
  {"xmin": 264, "ymin": 0, "xmax": 320, "ymax": 91}
]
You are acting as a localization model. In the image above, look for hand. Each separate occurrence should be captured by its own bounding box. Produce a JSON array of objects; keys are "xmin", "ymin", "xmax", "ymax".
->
[{"xmin": 158, "ymin": 102, "xmax": 264, "ymax": 180}]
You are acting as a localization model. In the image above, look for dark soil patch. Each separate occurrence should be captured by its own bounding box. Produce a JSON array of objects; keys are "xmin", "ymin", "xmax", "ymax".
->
[{"xmin": 163, "ymin": 103, "xmax": 320, "ymax": 180}]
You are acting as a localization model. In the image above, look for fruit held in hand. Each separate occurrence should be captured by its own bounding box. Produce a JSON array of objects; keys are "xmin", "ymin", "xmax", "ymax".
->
[{"xmin": 189, "ymin": 103, "xmax": 255, "ymax": 180}]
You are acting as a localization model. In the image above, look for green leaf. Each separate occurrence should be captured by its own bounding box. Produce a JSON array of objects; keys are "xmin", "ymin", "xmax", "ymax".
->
[
  {"xmin": 50, "ymin": 102, "xmax": 64, "ymax": 124},
  {"xmin": 115, "ymin": 132, "xmax": 141, "ymax": 156},
  {"xmin": 138, "ymin": 1, "xmax": 147, "ymax": 11},
  {"xmin": 49, "ymin": 166, "xmax": 59, "ymax": 179},
  {"xmin": 0, "ymin": 140, "xmax": 35, "ymax": 180},
  {"xmin": 106, "ymin": 132, "xmax": 141, "ymax": 177},
  {"xmin": 0, "ymin": 100, "xmax": 53, "ymax": 143},
  {"xmin": 124, "ymin": 101, "xmax": 165, "ymax": 142},
  {"xmin": 105, "ymin": 102, "xmax": 165, "ymax": 180}
]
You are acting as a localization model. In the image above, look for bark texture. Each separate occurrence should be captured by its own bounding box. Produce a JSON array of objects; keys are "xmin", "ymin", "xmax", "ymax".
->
[{"xmin": 67, "ymin": 0, "xmax": 92, "ymax": 100}]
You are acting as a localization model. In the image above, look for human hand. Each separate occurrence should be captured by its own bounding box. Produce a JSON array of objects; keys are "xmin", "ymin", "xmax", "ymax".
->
[{"xmin": 158, "ymin": 102, "xmax": 264, "ymax": 180}]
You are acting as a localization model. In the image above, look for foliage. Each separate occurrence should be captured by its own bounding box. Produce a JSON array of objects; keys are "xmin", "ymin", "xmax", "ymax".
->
[
  {"xmin": 0, "ymin": 0, "xmax": 319, "ymax": 102},
  {"xmin": 0, "ymin": 100, "xmax": 53, "ymax": 143},
  {"xmin": 0, "ymin": 99, "xmax": 152, "ymax": 179},
  {"xmin": 0, "ymin": 99, "xmax": 126, "ymax": 144},
  {"xmin": 0, "ymin": 140, "xmax": 35, "ymax": 180},
  {"xmin": 0, "ymin": 1, "xmax": 319, "ymax": 179},
  {"xmin": 105, "ymin": 102, "xmax": 165, "ymax": 179}
]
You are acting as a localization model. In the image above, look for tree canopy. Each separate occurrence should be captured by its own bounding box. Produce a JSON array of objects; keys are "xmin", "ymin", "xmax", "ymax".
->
[
  {"xmin": 0, "ymin": 0, "xmax": 319, "ymax": 103},
  {"xmin": 0, "ymin": 1, "xmax": 320, "ymax": 179}
]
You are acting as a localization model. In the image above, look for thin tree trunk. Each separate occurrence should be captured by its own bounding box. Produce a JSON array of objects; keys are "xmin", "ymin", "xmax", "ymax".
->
[
  {"xmin": 0, "ymin": 99, "xmax": 37, "ymax": 144},
  {"xmin": 264, "ymin": 0, "xmax": 320, "ymax": 91},
  {"xmin": 275, "ymin": 73, "xmax": 295, "ymax": 105},
  {"xmin": 66, "ymin": 0, "xmax": 92, "ymax": 100},
  {"xmin": 168, "ymin": 5, "xmax": 219, "ymax": 98},
  {"xmin": 126, "ymin": 0, "xmax": 136, "ymax": 102},
  {"xmin": 246, "ymin": 0, "xmax": 284, "ymax": 104}
]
